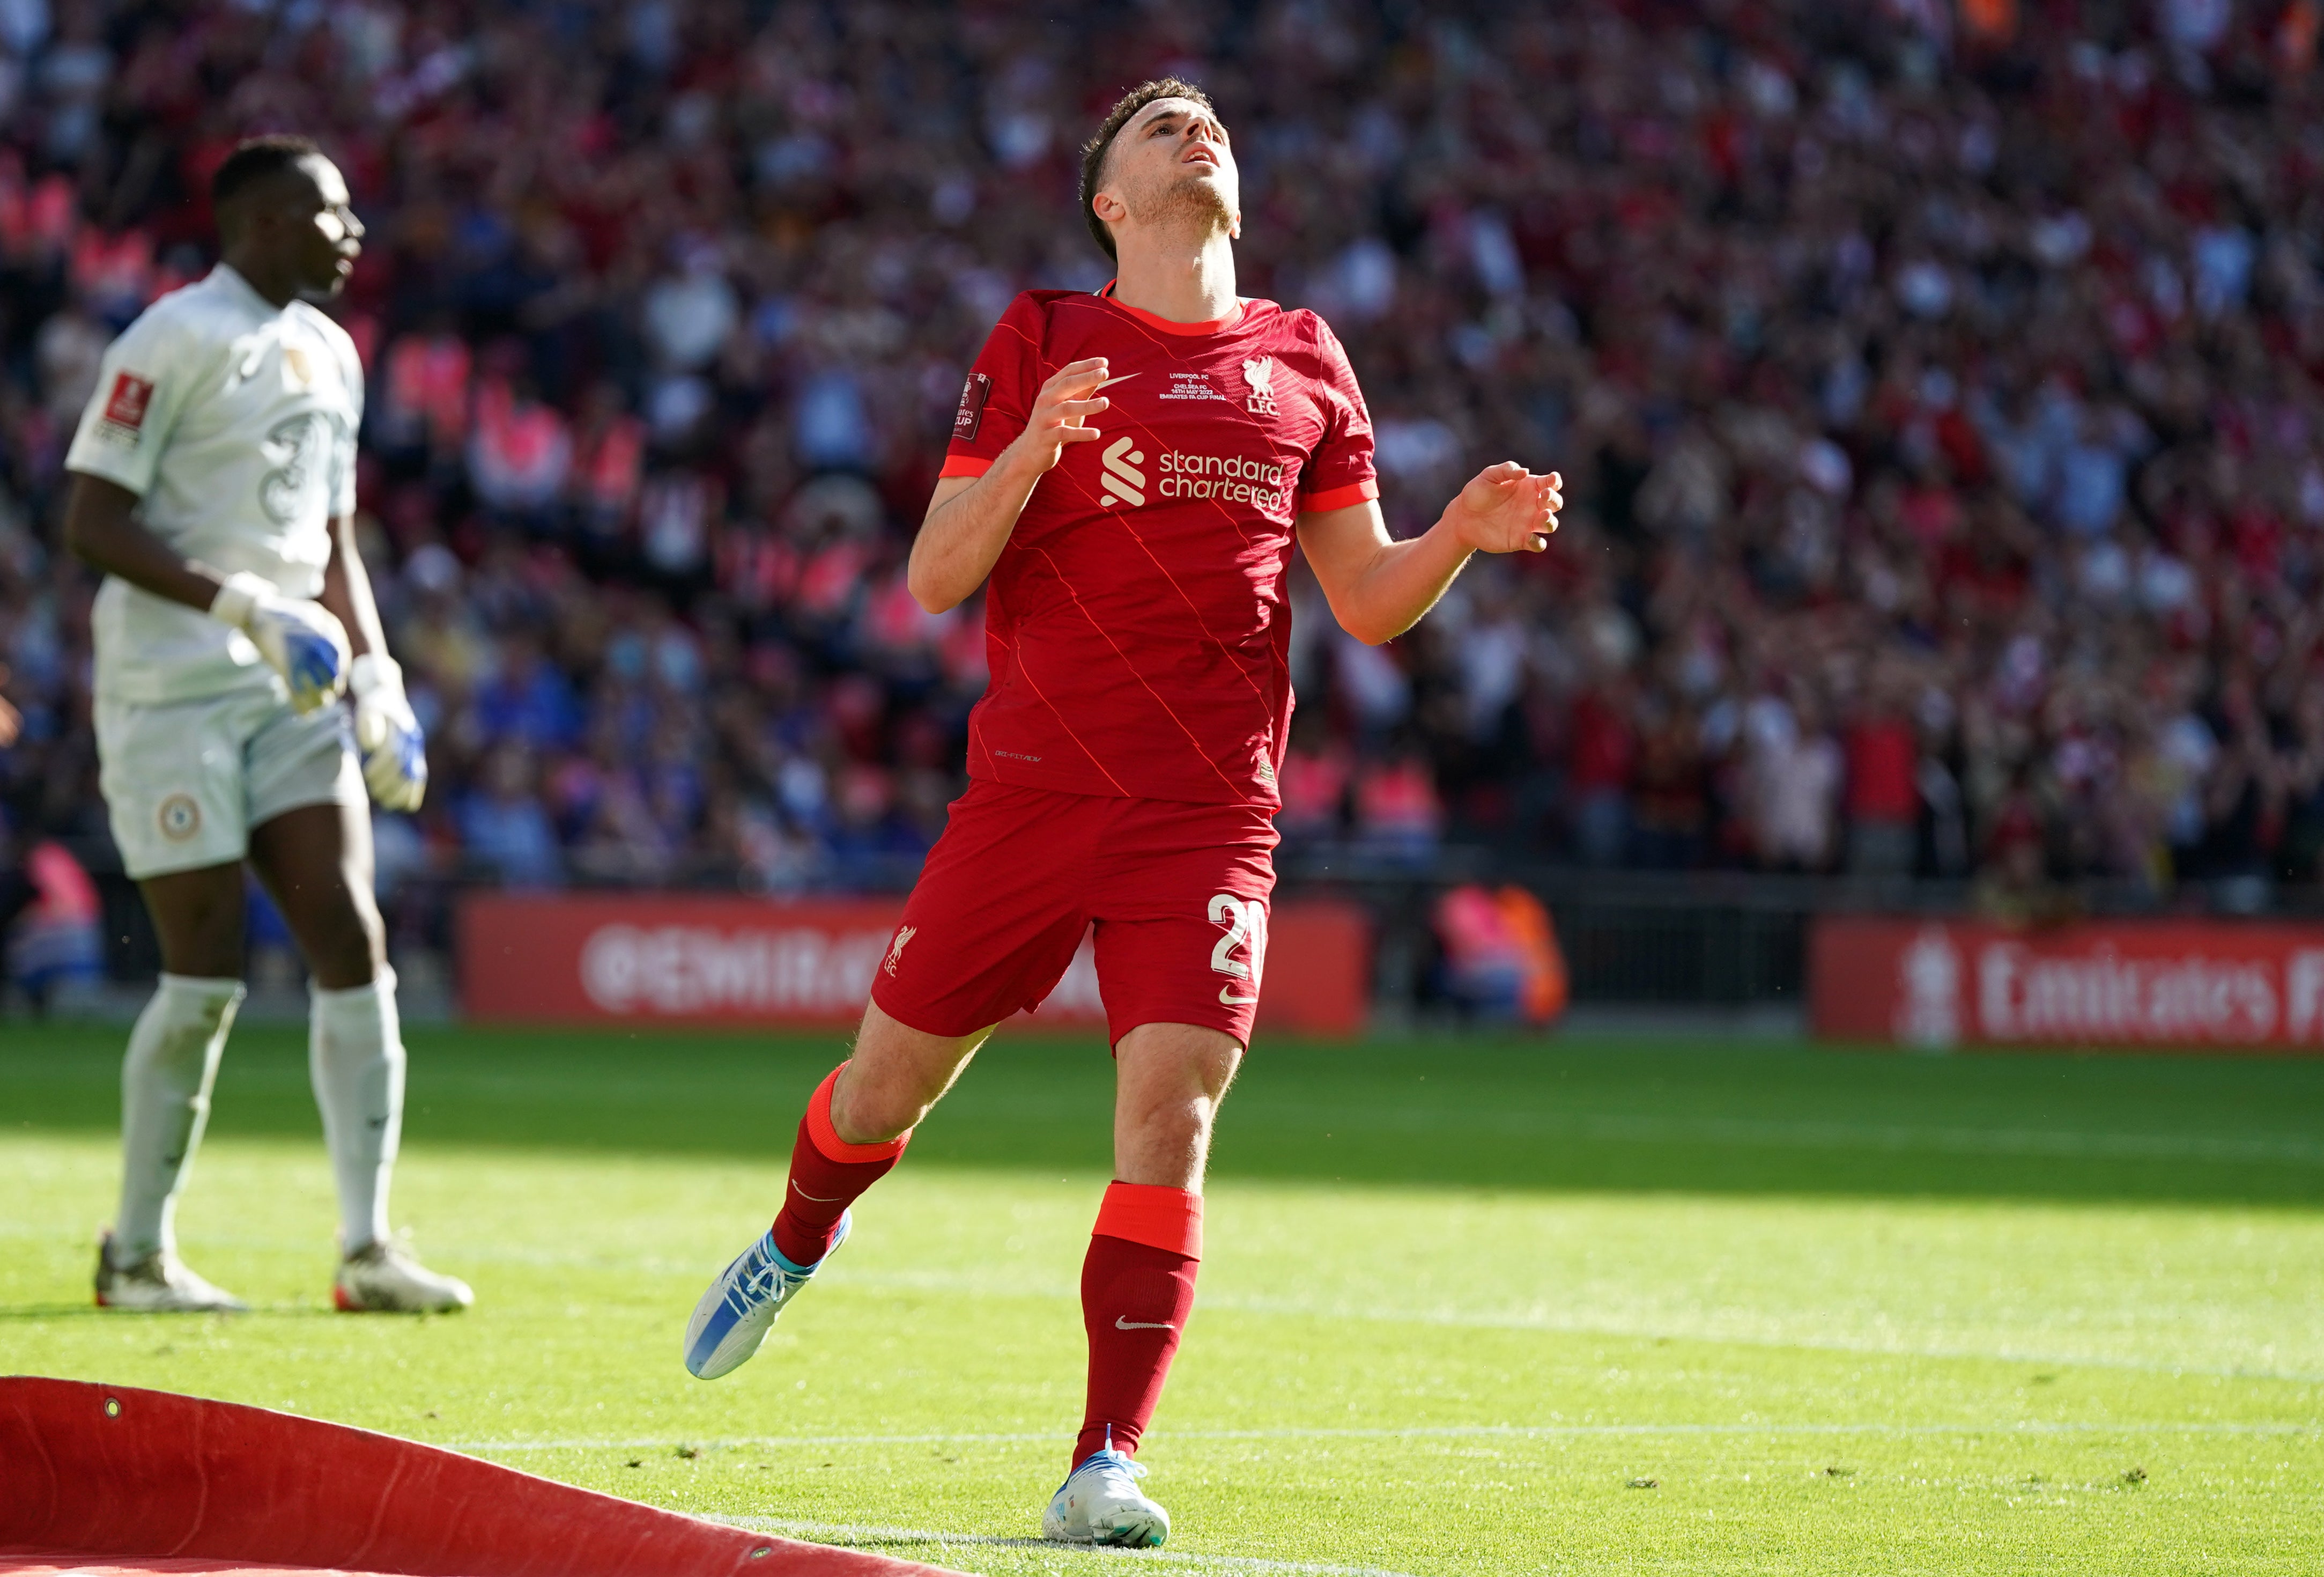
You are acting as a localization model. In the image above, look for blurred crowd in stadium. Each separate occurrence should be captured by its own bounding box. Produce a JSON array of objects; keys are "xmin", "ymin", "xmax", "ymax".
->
[{"xmin": 5, "ymin": 0, "xmax": 2324, "ymax": 934}]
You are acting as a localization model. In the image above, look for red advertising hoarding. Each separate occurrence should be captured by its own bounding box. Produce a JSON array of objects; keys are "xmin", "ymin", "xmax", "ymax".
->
[
  {"xmin": 458, "ymin": 893, "xmax": 1370, "ymax": 1035},
  {"xmin": 1812, "ymin": 915, "xmax": 2324, "ymax": 1051}
]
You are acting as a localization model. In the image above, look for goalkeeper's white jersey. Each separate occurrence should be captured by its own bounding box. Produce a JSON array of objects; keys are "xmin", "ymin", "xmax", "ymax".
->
[{"xmin": 65, "ymin": 264, "xmax": 364, "ymax": 704}]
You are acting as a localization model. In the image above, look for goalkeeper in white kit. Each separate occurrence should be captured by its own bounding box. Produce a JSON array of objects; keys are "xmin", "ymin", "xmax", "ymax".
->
[{"xmin": 62, "ymin": 135, "xmax": 470, "ymax": 1314}]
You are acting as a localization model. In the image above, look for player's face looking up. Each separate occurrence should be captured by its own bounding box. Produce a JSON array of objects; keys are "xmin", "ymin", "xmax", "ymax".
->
[
  {"xmin": 1091, "ymin": 99, "xmax": 1240, "ymax": 253},
  {"xmin": 221, "ymin": 154, "xmax": 365, "ymax": 305}
]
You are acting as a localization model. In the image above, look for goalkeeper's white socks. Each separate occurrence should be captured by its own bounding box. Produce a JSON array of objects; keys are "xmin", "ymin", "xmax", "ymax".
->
[
  {"xmin": 313, "ymin": 966, "xmax": 473, "ymax": 1314},
  {"xmin": 113, "ymin": 974, "xmax": 246, "ymax": 1264},
  {"xmin": 309, "ymin": 966, "xmax": 405, "ymax": 1254}
]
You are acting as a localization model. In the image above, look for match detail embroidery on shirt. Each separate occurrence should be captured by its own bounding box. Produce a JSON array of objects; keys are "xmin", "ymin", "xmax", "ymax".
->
[
  {"xmin": 1162, "ymin": 373, "xmax": 1225, "ymax": 401},
  {"xmin": 99, "ymin": 372, "xmax": 156, "ymax": 440}
]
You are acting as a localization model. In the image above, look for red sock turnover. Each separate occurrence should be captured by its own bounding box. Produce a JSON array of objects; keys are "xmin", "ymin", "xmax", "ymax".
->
[
  {"xmin": 1074, "ymin": 1181, "xmax": 1202, "ymax": 1468},
  {"xmin": 768, "ymin": 1062, "xmax": 909, "ymax": 1269}
]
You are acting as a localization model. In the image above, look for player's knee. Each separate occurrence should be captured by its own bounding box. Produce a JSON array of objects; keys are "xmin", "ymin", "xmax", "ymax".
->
[
  {"xmin": 157, "ymin": 911, "xmax": 245, "ymax": 980},
  {"xmin": 829, "ymin": 1070, "xmax": 921, "ymax": 1146},
  {"xmin": 301, "ymin": 893, "xmax": 386, "ymax": 989},
  {"xmin": 162, "ymin": 938, "xmax": 245, "ymax": 979}
]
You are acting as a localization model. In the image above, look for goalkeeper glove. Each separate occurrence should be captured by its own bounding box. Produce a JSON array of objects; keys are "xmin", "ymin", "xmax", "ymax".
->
[
  {"xmin": 350, "ymin": 653, "xmax": 428, "ymax": 813},
  {"xmin": 208, "ymin": 571, "xmax": 351, "ymax": 716}
]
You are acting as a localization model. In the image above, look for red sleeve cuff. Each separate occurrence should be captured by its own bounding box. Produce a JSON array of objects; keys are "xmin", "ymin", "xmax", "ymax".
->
[
  {"xmin": 939, "ymin": 454, "xmax": 994, "ymax": 480},
  {"xmin": 1299, "ymin": 479, "xmax": 1379, "ymax": 514}
]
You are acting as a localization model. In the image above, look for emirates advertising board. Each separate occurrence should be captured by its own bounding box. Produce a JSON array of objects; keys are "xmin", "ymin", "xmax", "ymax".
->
[
  {"xmin": 1812, "ymin": 916, "xmax": 2324, "ymax": 1051},
  {"xmin": 458, "ymin": 894, "xmax": 1371, "ymax": 1036}
]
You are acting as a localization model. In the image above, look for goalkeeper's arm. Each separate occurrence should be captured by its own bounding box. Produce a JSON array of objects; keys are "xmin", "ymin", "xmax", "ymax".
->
[
  {"xmin": 318, "ymin": 509, "xmax": 388, "ymax": 680},
  {"xmin": 64, "ymin": 470, "xmax": 353, "ymax": 716},
  {"xmin": 321, "ymin": 510, "xmax": 427, "ymax": 812},
  {"xmin": 62, "ymin": 471, "xmax": 234, "ymax": 611}
]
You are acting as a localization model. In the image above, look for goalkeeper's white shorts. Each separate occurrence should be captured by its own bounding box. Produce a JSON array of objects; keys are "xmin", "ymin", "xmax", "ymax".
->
[{"xmin": 96, "ymin": 686, "xmax": 364, "ymax": 880}]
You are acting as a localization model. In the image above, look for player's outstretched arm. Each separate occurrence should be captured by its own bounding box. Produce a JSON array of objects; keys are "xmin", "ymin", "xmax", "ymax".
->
[
  {"xmin": 908, "ymin": 357, "xmax": 1112, "ymax": 614},
  {"xmin": 63, "ymin": 470, "xmax": 353, "ymax": 714},
  {"xmin": 1296, "ymin": 462, "xmax": 1561, "ymax": 645}
]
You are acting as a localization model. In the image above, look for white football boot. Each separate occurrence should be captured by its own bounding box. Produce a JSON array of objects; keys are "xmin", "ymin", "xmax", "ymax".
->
[
  {"xmin": 94, "ymin": 1232, "xmax": 248, "ymax": 1313},
  {"xmin": 334, "ymin": 1233, "xmax": 474, "ymax": 1313},
  {"xmin": 684, "ymin": 1212, "xmax": 849, "ymax": 1380},
  {"xmin": 1042, "ymin": 1446, "xmax": 1170, "ymax": 1547}
]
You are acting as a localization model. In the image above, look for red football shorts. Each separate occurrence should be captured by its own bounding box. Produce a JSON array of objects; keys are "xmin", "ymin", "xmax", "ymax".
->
[{"xmin": 870, "ymin": 779, "xmax": 1278, "ymax": 1047}]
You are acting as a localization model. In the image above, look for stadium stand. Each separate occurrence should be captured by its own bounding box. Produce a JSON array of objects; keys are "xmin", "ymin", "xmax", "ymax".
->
[{"xmin": 4, "ymin": 2, "xmax": 2324, "ymax": 998}]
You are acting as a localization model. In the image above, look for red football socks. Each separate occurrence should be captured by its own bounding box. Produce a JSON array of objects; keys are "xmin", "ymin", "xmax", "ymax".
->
[
  {"xmin": 768, "ymin": 1063, "xmax": 910, "ymax": 1269},
  {"xmin": 1074, "ymin": 1181, "xmax": 1203, "ymax": 1468}
]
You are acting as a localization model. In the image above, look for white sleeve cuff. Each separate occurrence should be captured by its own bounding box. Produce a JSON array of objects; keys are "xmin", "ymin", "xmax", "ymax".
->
[
  {"xmin": 206, "ymin": 571, "xmax": 275, "ymax": 628},
  {"xmin": 350, "ymin": 652, "xmax": 402, "ymax": 697}
]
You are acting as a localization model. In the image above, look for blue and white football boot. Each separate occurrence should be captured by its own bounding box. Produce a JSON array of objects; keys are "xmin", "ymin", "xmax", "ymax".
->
[
  {"xmin": 683, "ymin": 1211, "xmax": 849, "ymax": 1380},
  {"xmin": 1041, "ymin": 1443, "xmax": 1170, "ymax": 1547}
]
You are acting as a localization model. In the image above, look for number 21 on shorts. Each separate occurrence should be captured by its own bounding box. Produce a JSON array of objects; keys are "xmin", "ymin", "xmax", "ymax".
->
[{"xmin": 1209, "ymin": 893, "xmax": 1267, "ymax": 1006}]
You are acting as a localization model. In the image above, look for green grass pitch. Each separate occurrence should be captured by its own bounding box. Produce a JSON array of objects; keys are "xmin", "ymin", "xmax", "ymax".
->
[{"xmin": 4, "ymin": 1022, "xmax": 2321, "ymax": 1574}]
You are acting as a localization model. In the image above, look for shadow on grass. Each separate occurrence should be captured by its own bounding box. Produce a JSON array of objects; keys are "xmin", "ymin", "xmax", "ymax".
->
[{"xmin": 6, "ymin": 1022, "xmax": 2324, "ymax": 1207}]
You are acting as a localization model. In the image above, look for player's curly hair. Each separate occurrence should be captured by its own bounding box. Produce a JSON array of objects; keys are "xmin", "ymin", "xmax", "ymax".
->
[{"xmin": 1078, "ymin": 78, "xmax": 1220, "ymax": 261}]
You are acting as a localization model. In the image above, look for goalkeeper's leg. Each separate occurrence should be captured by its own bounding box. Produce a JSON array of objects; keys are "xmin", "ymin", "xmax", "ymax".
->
[
  {"xmin": 100, "ymin": 861, "xmax": 250, "ymax": 1313},
  {"xmin": 249, "ymin": 800, "xmax": 468, "ymax": 1313}
]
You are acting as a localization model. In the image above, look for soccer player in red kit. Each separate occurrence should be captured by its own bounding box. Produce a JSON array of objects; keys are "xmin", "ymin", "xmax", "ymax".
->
[{"xmin": 685, "ymin": 78, "xmax": 1562, "ymax": 1546}]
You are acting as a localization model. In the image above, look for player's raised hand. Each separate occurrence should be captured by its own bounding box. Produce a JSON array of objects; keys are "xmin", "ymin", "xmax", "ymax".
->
[
  {"xmin": 208, "ymin": 571, "xmax": 352, "ymax": 715},
  {"xmin": 1008, "ymin": 357, "xmax": 1112, "ymax": 475},
  {"xmin": 351, "ymin": 653, "xmax": 427, "ymax": 812},
  {"xmin": 1447, "ymin": 463, "xmax": 1563, "ymax": 555}
]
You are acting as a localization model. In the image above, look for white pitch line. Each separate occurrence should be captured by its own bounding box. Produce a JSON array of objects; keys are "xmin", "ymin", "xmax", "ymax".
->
[
  {"xmin": 452, "ymin": 1419, "xmax": 2322, "ymax": 1453},
  {"xmin": 1174, "ymin": 1293, "xmax": 2324, "ymax": 1386},
  {"xmin": 11, "ymin": 1220, "xmax": 2318, "ymax": 1384},
  {"xmin": 709, "ymin": 1515, "xmax": 1422, "ymax": 1577}
]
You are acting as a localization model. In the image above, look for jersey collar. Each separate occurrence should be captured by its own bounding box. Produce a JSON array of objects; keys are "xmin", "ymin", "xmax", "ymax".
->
[
  {"xmin": 1097, "ymin": 279, "xmax": 1245, "ymax": 336},
  {"xmin": 210, "ymin": 262, "xmax": 286, "ymax": 318}
]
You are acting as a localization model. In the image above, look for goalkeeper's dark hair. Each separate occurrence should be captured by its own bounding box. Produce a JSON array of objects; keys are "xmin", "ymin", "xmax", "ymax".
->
[
  {"xmin": 211, "ymin": 134, "xmax": 323, "ymax": 213},
  {"xmin": 1077, "ymin": 78, "xmax": 1219, "ymax": 261}
]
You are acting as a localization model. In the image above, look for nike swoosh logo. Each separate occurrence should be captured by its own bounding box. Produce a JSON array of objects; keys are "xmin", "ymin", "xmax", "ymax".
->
[
  {"xmin": 1115, "ymin": 1317, "xmax": 1175, "ymax": 1331},
  {"xmin": 1219, "ymin": 987, "xmax": 1260, "ymax": 1006},
  {"xmin": 1096, "ymin": 373, "xmax": 1139, "ymax": 390},
  {"xmin": 790, "ymin": 1183, "xmax": 845, "ymax": 1203}
]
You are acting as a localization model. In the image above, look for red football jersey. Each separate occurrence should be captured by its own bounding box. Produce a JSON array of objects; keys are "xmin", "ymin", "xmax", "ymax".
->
[{"xmin": 942, "ymin": 286, "xmax": 1378, "ymax": 807}]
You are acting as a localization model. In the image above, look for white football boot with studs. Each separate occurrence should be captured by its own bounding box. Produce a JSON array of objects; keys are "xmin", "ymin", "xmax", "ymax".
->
[
  {"xmin": 334, "ymin": 1232, "xmax": 474, "ymax": 1313},
  {"xmin": 94, "ymin": 1231, "xmax": 248, "ymax": 1313},
  {"xmin": 1042, "ymin": 1444, "xmax": 1170, "ymax": 1547}
]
